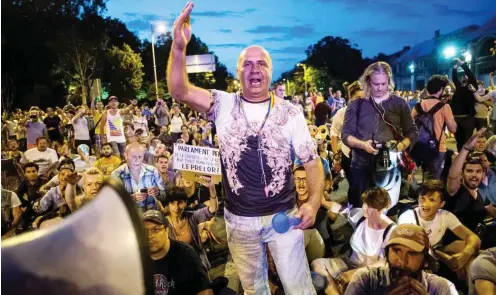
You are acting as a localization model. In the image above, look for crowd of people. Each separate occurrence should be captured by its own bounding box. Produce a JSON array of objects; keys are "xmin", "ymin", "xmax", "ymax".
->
[{"xmin": 2, "ymin": 3, "xmax": 496, "ymax": 295}]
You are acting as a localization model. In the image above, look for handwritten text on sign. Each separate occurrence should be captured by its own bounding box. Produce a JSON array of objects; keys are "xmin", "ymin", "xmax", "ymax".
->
[{"xmin": 173, "ymin": 144, "xmax": 221, "ymax": 175}]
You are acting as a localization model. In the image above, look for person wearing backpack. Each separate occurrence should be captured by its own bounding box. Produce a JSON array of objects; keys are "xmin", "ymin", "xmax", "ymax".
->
[{"xmin": 411, "ymin": 75, "xmax": 457, "ymax": 180}]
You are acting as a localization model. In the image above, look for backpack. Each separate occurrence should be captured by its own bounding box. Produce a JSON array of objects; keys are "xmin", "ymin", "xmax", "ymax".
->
[{"xmin": 411, "ymin": 101, "xmax": 445, "ymax": 165}]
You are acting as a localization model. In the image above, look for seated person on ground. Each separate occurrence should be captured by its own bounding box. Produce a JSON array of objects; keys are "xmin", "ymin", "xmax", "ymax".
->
[
  {"xmin": 313, "ymin": 187, "xmax": 396, "ymax": 295},
  {"xmin": 344, "ymin": 224, "xmax": 458, "ymax": 295},
  {"xmin": 398, "ymin": 179, "xmax": 481, "ymax": 286},
  {"xmin": 469, "ymin": 247, "xmax": 496, "ymax": 295},
  {"xmin": 165, "ymin": 185, "xmax": 217, "ymax": 271},
  {"xmin": 445, "ymin": 128, "xmax": 496, "ymax": 243},
  {"xmin": 143, "ymin": 210, "xmax": 214, "ymax": 295},
  {"xmin": 65, "ymin": 167, "xmax": 104, "ymax": 211}
]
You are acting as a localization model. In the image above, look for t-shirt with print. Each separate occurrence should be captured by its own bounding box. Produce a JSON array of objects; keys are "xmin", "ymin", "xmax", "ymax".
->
[
  {"xmin": 150, "ymin": 240, "xmax": 211, "ymax": 295},
  {"xmin": 21, "ymin": 148, "xmax": 59, "ymax": 176},
  {"xmin": 207, "ymin": 90, "xmax": 318, "ymax": 216},
  {"xmin": 343, "ymin": 208, "xmax": 395, "ymax": 267},
  {"xmin": 413, "ymin": 98, "xmax": 454, "ymax": 152},
  {"xmin": 398, "ymin": 208, "xmax": 461, "ymax": 248}
]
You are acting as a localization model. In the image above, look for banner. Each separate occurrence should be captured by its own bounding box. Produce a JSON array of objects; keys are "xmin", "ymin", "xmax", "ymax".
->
[{"xmin": 173, "ymin": 144, "xmax": 221, "ymax": 175}]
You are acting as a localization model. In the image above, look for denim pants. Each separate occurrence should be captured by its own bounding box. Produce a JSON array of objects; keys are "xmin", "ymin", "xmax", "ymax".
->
[
  {"xmin": 224, "ymin": 207, "xmax": 316, "ymax": 295},
  {"xmin": 110, "ymin": 141, "xmax": 126, "ymax": 158}
]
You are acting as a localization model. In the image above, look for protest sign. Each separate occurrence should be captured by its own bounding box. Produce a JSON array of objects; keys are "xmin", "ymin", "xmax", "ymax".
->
[{"xmin": 173, "ymin": 144, "xmax": 222, "ymax": 184}]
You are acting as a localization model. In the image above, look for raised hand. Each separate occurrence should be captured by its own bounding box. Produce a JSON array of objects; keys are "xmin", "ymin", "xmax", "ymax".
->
[{"xmin": 172, "ymin": 2, "xmax": 194, "ymax": 51}]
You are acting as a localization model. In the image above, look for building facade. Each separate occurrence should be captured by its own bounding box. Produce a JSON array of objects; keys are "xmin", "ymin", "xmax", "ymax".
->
[{"xmin": 388, "ymin": 17, "xmax": 496, "ymax": 91}]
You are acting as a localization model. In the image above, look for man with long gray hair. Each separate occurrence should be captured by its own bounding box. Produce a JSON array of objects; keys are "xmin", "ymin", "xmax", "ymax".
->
[{"xmin": 342, "ymin": 61, "xmax": 418, "ymax": 210}]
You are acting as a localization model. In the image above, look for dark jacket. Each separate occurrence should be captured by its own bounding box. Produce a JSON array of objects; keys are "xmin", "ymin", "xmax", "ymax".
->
[
  {"xmin": 342, "ymin": 96, "xmax": 418, "ymax": 168},
  {"xmin": 449, "ymin": 63, "xmax": 477, "ymax": 116}
]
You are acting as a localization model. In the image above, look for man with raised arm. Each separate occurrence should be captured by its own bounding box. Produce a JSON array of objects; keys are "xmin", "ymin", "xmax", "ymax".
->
[{"xmin": 167, "ymin": 3, "xmax": 324, "ymax": 294}]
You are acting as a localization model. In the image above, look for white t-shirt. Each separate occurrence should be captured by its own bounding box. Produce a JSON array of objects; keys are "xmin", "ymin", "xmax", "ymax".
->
[
  {"xmin": 73, "ymin": 156, "xmax": 97, "ymax": 173},
  {"xmin": 344, "ymin": 208, "xmax": 395, "ymax": 267},
  {"xmin": 21, "ymin": 148, "xmax": 59, "ymax": 175},
  {"xmin": 170, "ymin": 114, "xmax": 184, "ymax": 133},
  {"xmin": 71, "ymin": 117, "xmax": 90, "ymax": 140},
  {"xmin": 398, "ymin": 208, "xmax": 462, "ymax": 247},
  {"xmin": 330, "ymin": 106, "xmax": 351, "ymax": 158}
]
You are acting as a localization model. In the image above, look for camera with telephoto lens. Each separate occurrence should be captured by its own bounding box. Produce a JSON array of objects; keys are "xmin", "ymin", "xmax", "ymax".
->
[{"xmin": 373, "ymin": 141, "xmax": 392, "ymax": 171}]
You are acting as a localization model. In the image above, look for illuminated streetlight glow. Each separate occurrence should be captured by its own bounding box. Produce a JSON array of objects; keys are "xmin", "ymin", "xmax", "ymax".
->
[
  {"xmin": 463, "ymin": 51, "xmax": 472, "ymax": 62},
  {"xmin": 409, "ymin": 62, "xmax": 415, "ymax": 74},
  {"xmin": 443, "ymin": 46, "xmax": 457, "ymax": 59},
  {"xmin": 154, "ymin": 22, "xmax": 167, "ymax": 35}
]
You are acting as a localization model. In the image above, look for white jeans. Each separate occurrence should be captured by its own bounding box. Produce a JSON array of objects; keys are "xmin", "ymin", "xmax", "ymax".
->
[{"xmin": 224, "ymin": 207, "xmax": 316, "ymax": 295}]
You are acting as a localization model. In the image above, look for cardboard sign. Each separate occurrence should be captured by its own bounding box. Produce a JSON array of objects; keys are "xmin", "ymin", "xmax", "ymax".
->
[{"xmin": 173, "ymin": 144, "xmax": 222, "ymax": 184}]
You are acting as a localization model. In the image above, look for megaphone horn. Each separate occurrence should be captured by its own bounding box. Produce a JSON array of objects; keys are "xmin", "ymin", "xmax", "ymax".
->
[{"xmin": 1, "ymin": 179, "xmax": 154, "ymax": 295}]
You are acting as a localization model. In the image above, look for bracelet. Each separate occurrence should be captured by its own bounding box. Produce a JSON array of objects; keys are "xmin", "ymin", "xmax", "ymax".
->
[
  {"xmin": 462, "ymin": 145, "xmax": 473, "ymax": 151},
  {"xmin": 210, "ymin": 196, "xmax": 217, "ymax": 199}
]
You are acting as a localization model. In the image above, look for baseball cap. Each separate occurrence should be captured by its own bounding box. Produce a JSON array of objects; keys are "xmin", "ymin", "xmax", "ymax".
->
[
  {"xmin": 143, "ymin": 210, "xmax": 168, "ymax": 226},
  {"xmin": 386, "ymin": 224, "xmax": 430, "ymax": 252},
  {"xmin": 108, "ymin": 96, "xmax": 118, "ymax": 102}
]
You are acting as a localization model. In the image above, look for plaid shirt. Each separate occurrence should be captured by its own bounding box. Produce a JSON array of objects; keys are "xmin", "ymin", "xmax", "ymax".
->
[
  {"xmin": 37, "ymin": 186, "xmax": 66, "ymax": 213},
  {"xmin": 111, "ymin": 164, "xmax": 166, "ymax": 211}
]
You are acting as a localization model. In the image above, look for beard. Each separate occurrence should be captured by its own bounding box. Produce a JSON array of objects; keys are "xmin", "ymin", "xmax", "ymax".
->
[
  {"xmin": 102, "ymin": 152, "xmax": 112, "ymax": 158},
  {"xmin": 389, "ymin": 265, "xmax": 422, "ymax": 283},
  {"xmin": 463, "ymin": 177, "xmax": 481, "ymax": 189}
]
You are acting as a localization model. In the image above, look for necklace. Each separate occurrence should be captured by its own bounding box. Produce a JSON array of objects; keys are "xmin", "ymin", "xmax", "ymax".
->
[{"xmin": 238, "ymin": 93, "xmax": 275, "ymax": 197}]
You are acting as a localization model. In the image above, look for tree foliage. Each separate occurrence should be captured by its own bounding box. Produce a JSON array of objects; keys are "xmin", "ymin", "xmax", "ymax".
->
[{"xmin": 106, "ymin": 43, "xmax": 144, "ymax": 98}]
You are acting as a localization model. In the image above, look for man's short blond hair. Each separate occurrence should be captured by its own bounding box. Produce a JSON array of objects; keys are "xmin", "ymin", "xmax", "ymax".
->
[{"xmin": 83, "ymin": 167, "xmax": 104, "ymax": 183}]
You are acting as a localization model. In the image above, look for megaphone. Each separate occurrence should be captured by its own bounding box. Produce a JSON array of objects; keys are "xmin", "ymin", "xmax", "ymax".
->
[{"xmin": 1, "ymin": 179, "xmax": 154, "ymax": 295}]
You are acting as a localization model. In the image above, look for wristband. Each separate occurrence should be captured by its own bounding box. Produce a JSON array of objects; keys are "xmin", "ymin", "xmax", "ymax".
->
[{"xmin": 462, "ymin": 145, "xmax": 473, "ymax": 151}]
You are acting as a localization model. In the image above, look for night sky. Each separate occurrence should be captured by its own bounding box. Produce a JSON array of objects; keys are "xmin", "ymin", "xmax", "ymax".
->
[{"xmin": 106, "ymin": 0, "xmax": 495, "ymax": 79}]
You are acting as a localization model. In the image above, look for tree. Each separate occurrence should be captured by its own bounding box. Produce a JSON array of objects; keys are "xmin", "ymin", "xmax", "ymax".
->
[
  {"xmin": 1, "ymin": 74, "xmax": 16, "ymax": 113},
  {"xmin": 106, "ymin": 43, "xmax": 144, "ymax": 98}
]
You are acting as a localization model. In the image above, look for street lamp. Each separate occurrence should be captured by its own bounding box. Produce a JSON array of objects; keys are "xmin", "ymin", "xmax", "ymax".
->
[
  {"xmin": 297, "ymin": 63, "xmax": 307, "ymax": 95},
  {"xmin": 151, "ymin": 22, "xmax": 167, "ymax": 100},
  {"xmin": 463, "ymin": 51, "xmax": 472, "ymax": 62},
  {"xmin": 443, "ymin": 46, "xmax": 457, "ymax": 59},
  {"xmin": 409, "ymin": 62, "xmax": 415, "ymax": 74}
]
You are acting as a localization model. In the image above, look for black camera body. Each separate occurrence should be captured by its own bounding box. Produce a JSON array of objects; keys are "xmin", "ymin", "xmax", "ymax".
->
[{"xmin": 373, "ymin": 141, "xmax": 392, "ymax": 171}]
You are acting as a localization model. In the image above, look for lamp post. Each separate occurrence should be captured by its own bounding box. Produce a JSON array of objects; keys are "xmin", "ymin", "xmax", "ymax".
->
[
  {"xmin": 409, "ymin": 62, "xmax": 415, "ymax": 91},
  {"xmin": 151, "ymin": 22, "xmax": 167, "ymax": 100},
  {"xmin": 297, "ymin": 63, "xmax": 307, "ymax": 96}
]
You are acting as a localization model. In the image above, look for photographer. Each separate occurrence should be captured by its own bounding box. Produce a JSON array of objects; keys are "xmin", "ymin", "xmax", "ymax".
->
[
  {"xmin": 342, "ymin": 61, "xmax": 418, "ymax": 208},
  {"xmin": 449, "ymin": 58, "xmax": 478, "ymax": 151}
]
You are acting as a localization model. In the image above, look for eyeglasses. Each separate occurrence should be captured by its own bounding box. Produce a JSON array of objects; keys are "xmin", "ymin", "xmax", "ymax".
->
[
  {"xmin": 294, "ymin": 177, "xmax": 307, "ymax": 184},
  {"xmin": 145, "ymin": 226, "xmax": 164, "ymax": 236}
]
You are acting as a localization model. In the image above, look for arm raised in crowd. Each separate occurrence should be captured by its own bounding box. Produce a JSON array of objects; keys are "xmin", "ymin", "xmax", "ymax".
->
[
  {"xmin": 167, "ymin": 2, "xmax": 212, "ymax": 113},
  {"xmin": 447, "ymin": 128, "xmax": 486, "ymax": 196},
  {"xmin": 452, "ymin": 63, "xmax": 461, "ymax": 90}
]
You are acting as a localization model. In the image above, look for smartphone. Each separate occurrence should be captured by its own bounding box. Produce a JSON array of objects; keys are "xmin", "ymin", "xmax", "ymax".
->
[{"xmin": 140, "ymin": 188, "xmax": 147, "ymax": 193}]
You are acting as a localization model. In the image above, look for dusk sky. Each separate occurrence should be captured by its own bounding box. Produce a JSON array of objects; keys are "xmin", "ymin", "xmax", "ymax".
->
[{"xmin": 106, "ymin": 0, "xmax": 495, "ymax": 79}]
